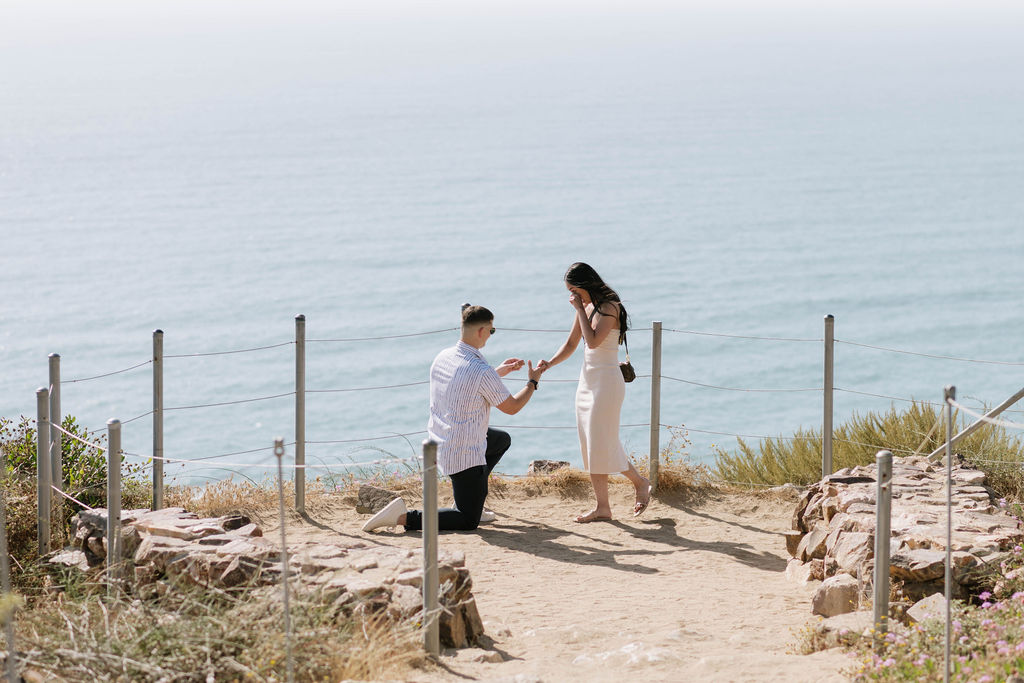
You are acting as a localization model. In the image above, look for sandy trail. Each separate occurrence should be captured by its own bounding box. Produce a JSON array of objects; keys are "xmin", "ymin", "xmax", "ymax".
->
[{"xmin": 274, "ymin": 484, "xmax": 852, "ymax": 682}]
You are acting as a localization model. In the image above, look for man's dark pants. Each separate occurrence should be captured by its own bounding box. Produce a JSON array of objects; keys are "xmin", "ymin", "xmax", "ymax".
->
[{"xmin": 404, "ymin": 428, "xmax": 511, "ymax": 531}]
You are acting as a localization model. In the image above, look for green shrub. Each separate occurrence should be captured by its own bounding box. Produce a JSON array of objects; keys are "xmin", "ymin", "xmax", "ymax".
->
[
  {"xmin": 713, "ymin": 402, "xmax": 1024, "ymax": 491},
  {"xmin": 1, "ymin": 415, "xmax": 149, "ymax": 585}
]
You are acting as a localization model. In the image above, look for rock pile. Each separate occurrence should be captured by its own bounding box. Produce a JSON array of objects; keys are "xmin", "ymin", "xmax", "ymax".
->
[
  {"xmin": 786, "ymin": 455, "xmax": 1024, "ymax": 615},
  {"xmin": 52, "ymin": 507, "xmax": 484, "ymax": 647}
]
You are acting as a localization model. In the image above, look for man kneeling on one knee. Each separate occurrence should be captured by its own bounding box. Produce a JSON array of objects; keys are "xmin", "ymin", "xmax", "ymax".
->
[{"xmin": 363, "ymin": 304, "xmax": 547, "ymax": 532}]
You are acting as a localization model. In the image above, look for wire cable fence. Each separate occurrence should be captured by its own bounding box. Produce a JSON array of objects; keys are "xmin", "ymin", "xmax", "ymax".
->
[
  {"xmin": 31, "ymin": 312, "xmax": 1024, "ymax": 518},
  {"xmin": 29, "ymin": 318, "xmax": 1024, "ymax": 679}
]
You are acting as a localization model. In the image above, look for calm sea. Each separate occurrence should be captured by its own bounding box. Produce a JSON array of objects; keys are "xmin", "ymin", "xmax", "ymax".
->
[{"xmin": 3, "ymin": 0, "xmax": 1023, "ymax": 485}]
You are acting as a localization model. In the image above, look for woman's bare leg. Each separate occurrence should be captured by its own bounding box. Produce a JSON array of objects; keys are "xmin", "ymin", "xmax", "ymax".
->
[
  {"xmin": 576, "ymin": 473, "xmax": 613, "ymax": 522},
  {"xmin": 620, "ymin": 461, "xmax": 652, "ymax": 514}
]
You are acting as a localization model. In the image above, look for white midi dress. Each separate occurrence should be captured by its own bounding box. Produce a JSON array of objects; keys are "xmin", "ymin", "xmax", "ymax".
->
[{"xmin": 575, "ymin": 326, "xmax": 629, "ymax": 474}]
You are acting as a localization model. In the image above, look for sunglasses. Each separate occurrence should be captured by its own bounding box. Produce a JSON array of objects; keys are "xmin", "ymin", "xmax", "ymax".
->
[{"xmin": 489, "ymin": 328, "xmax": 496, "ymax": 335}]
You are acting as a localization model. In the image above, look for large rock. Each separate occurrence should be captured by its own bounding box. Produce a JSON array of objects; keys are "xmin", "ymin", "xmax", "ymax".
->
[
  {"xmin": 356, "ymin": 485, "xmax": 402, "ymax": 514},
  {"xmin": 813, "ymin": 611, "xmax": 875, "ymax": 648},
  {"xmin": 65, "ymin": 507, "xmax": 485, "ymax": 648},
  {"xmin": 812, "ymin": 574, "xmax": 861, "ymax": 617},
  {"xmin": 906, "ymin": 593, "xmax": 948, "ymax": 624},
  {"xmin": 787, "ymin": 455, "xmax": 1024, "ymax": 609},
  {"xmin": 526, "ymin": 460, "xmax": 571, "ymax": 475},
  {"xmin": 831, "ymin": 532, "xmax": 873, "ymax": 576}
]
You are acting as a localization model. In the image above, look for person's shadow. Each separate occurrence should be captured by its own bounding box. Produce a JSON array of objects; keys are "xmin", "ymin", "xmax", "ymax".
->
[
  {"xmin": 477, "ymin": 513, "xmax": 787, "ymax": 574},
  {"xmin": 475, "ymin": 516, "xmax": 672, "ymax": 574}
]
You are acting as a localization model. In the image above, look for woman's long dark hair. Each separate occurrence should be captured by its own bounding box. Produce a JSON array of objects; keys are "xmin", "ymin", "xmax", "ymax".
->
[{"xmin": 564, "ymin": 262, "xmax": 629, "ymax": 344}]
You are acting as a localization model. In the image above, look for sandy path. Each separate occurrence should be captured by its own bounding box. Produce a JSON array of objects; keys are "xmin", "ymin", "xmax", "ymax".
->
[{"xmin": 275, "ymin": 485, "xmax": 853, "ymax": 682}]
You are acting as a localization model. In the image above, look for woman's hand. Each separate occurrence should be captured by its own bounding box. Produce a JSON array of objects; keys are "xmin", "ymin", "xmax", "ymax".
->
[
  {"xmin": 495, "ymin": 357, "xmax": 525, "ymax": 377},
  {"xmin": 568, "ymin": 293, "xmax": 585, "ymax": 311}
]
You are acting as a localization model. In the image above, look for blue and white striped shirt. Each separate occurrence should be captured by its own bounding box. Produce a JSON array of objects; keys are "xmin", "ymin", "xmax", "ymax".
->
[{"xmin": 427, "ymin": 341, "xmax": 512, "ymax": 476}]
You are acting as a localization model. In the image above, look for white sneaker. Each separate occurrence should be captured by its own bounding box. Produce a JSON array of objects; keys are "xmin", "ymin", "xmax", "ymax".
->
[
  {"xmin": 362, "ymin": 498, "xmax": 407, "ymax": 532},
  {"xmin": 479, "ymin": 509, "xmax": 496, "ymax": 524}
]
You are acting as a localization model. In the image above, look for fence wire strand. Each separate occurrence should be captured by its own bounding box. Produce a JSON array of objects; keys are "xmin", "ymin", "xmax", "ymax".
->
[
  {"xmin": 165, "ymin": 392, "xmax": 295, "ymax": 412},
  {"xmin": 837, "ymin": 339, "xmax": 1024, "ymax": 366},
  {"xmin": 190, "ymin": 443, "xmax": 294, "ymax": 462},
  {"xmin": 49, "ymin": 422, "xmax": 105, "ymax": 451},
  {"xmin": 122, "ymin": 450, "xmax": 418, "ymax": 471},
  {"xmin": 61, "ymin": 359, "xmax": 152, "ymax": 384},
  {"xmin": 832, "ymin": 437, "xmax": 918, "ymax": 456},
  {"xmin": 308, "ymin": 328, "xmax": 458, "ymax": 343},
  {"xmin": 662, "ymin": 424, "xmax": 800, "ymax": 442},
  {"xmin": 50, "ymin": 486, "xmax": 95, "ymax": 511},
  {"xmin": 661, "ymin": 375, "xmax": 821, "ymax": 393},
  {"xmin": 121, "ymin": 410, "xmax": 154, "ymax": 425},
  {"xmin": 835, "ymin": 387, "xmax": 945, "ymax": 407},
  {"xmin": 308, "ymin": 381, "xmax": 428, "ymax": 394},
  {"xmin": 164, "ymin": 341, "xmax": 294, "ymax": 358},
  {"xmin": 947, "ymin": 399, "xmax": 1024, "ymax": 431},
  {"xmin": 663, "ymin": 328, "xmax": 821, "ymax": 343},
  {"xmin": 307, "ymin": 431, "xmax": 428, "ymax": 445}
]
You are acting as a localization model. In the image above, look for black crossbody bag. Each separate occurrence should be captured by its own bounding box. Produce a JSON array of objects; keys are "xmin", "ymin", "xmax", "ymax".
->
[{"xmin": 620, "ymin": 333, "xmax": 636, "ymax": 383}]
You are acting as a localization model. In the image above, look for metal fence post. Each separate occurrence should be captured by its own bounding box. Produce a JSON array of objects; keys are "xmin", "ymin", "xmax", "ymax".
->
[
  {"xmin": 49, "ymin": 354, "xmax": 63, "ymax": 526},
  {"xmin": 943, "ymin": 385, "xmax": 956, "ymax": 683},
  {"xmin": 422, "ymin": 439, "xmax": 439, "ymax": 655},
  {"xmin": 649, "ymin": 321, "xmax": 662, "ymax": 491},
  {"xmin": 107, "ymin": 419, "xmax": 122, "ymax": 586},
  {"xmin": 273, "ymin": 438, "xmax": 295, "ymax": 683},
  {"xmin": 873, "ymin": 449, "xmax": 892, "ymax": 644},
  {"xmin": 295, "ymin": 315, "xmax": 306, "ymax": 514},
  {"xmin": 36, "ymin": 387, "xmax": 51, "ymax": 556},
  {"xmin": 823, "ymin": 314, "xmax": 835, "ymax": 477},
  {"xmin": 153, "ymin": 329, "xmax": 164, "ymax": 510}
]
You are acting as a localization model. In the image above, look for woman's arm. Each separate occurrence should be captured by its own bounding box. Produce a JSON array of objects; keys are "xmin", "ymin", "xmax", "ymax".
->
[
  {"xmin": 577, "ymin": 301, "xmax": 618, "ymax": 350},
  {"xmin": 542, "ymin": 315, "xmax": 582, "ymax": 368}
]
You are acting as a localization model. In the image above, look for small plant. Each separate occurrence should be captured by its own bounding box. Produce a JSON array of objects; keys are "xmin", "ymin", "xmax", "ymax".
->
[{"xmin": 849, "ymin": 594, "xmax": 1024, "ymax": 681}]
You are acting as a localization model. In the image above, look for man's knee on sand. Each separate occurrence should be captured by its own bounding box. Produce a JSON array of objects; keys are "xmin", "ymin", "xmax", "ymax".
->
[{"xmin": 489, "ymin": 429, "xmax": 511, "ymax": 454}]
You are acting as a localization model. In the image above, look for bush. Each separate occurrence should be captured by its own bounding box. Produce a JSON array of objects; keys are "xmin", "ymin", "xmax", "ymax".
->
[
  {"xmin": 713, "ymin": 402, "xmax": 1024, "ymax": 491},
  {"xmin": 1, "ymin": 415, "xmax": 149, "ymax": 585}
]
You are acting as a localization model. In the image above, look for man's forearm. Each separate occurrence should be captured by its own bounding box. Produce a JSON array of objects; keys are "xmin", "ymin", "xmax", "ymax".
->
[{"xmin": 503, "ymin": 382, "xmax": 537, "ymax": 415}]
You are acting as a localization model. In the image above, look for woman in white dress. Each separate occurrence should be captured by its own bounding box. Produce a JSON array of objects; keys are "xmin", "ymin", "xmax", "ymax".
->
[{"xmin": 541, "ymin": 262, "xmax": 652, "ymax": 522}]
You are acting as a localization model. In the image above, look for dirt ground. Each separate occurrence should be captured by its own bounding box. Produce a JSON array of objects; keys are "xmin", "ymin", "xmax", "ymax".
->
[{"xmin": 271, "ymin": 481, "xmax": 854, "ymax": 682}]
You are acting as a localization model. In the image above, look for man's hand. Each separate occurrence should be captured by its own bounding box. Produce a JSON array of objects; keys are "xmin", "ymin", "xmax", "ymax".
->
[
  {"xmin": 496, "ymin": 357, "xmax": 525, "ymax": 377},
  {"xmin": 527, "ymin": 360, "xmax": 546, "ymax": 383}
]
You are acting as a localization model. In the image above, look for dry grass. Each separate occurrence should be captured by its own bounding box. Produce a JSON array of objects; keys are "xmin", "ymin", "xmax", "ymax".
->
[
  {"xmin": 490, "ymin": 428, "xmax": 718, "ymax": 508},
  {"xmin": 14, "ymin": 580, "xmax": 425, "ymax": 682}
]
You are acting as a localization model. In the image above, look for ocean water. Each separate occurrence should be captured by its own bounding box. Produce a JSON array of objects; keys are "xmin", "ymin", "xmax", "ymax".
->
[{"xmin": 2, "ymin": 0, "xmax": 1023, "ymax": 485}]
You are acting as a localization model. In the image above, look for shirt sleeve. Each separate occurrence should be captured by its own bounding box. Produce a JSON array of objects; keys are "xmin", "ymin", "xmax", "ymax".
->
[{"xmin": 478, "ymin": 364, "xmax": 513, "ymax": 406}]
